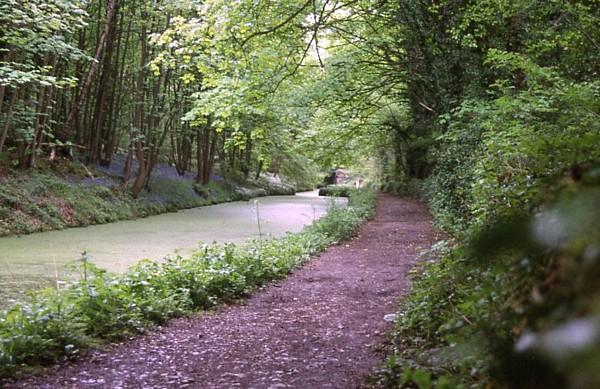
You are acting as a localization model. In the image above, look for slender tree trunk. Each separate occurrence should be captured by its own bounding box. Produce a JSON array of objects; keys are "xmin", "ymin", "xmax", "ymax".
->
[
  {"xmin": 72, "ymin": 29, "xmax": 87, "ymax": 144},
  {"xmin": 0, "ymin": 88, "xmax": 18, "ymax": 155},
  {"xmin": 255, "ymin": 160, "xmax": 263, "ymax": 180},
  {"xmin": 144, "ymin": 115, "xmax": 171, "ymax": 188},
  {"xmin": 91, "ymin": 4, "xmax": 118, "ymax": 164},
  {"xmin": 205, "ymin": 128, "xmax": 217, "ymax": 184},
  {"xmin": 27, "ymin": 53, "xmax": 56, "ymax": 168},
  {"xmin": 122, "ymin": 147, "xmax": 133, "ymax": 184},
  {"xmin": 242, "ymin": 135, "xmax": 252, "ymax": 180},
  {"xmin": 196, "ymin": 127, "xmax": 207, "ymax": 185},
  {"xmin": 62, "ymin": 0, "xmax": 117, "ymax": 141},
  {"xmin": 28, "ymin": 92, "xmax": 48, "ymax": 168},
  {"xmin": 100, "ymin": 11, "xmax": 121, "ymax": 166},
  {"xmin": 106, "ymin": 11, "xmax": 133, "ymax": 166},
  {"xmin": 16, "ymin": 85, "xmax": 32, "ymax": 167},
  {"xmin": 0, "ymin": 50, "xmax": 15, "ymax": 115},
  {"xmin": 130, "ymin": 0, "xmax": 149, "ymax": 198},
  {"xmin": 196, "ymin": 117, "xmax": 216, "ymax": 186}
]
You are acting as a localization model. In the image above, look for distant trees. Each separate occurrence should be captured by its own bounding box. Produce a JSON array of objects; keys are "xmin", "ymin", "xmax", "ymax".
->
[
  {"xmin": 0, "ymin": 0, "xmax": 322, "ymax": 197},
  {"xmin": 3, "ymin": 0, "xmax": 596, "ymax": 205},
  {"xmin": 0, "ymin": 0, "xmax": 88, "ymax": 166}
]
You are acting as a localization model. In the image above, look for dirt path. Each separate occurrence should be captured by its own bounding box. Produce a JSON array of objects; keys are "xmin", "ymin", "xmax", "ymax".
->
[{"xmin": 7, "ymin": 194, "xmax": 436, "ymax": 389}]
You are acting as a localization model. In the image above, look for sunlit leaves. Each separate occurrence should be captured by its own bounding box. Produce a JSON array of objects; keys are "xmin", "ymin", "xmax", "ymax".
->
[{"xmin": 0, "ymin": 0, "xmax": 88, "ymax": 88}]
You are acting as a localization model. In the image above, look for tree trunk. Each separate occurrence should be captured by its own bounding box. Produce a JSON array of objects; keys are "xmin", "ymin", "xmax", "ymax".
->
[
  {"xmin": 28, "ymin": 89, "xmax": 48, "ymax": 168},
  {"xmin": 105, "ymin": 11, "xmax": 133, "ymax": 166},
  {"xmin": 255, "ymin": 159, "xmax": 263, "ymax": 180},
  {"xmin": 242, "ymin": 135, "xmax": 252, "ymax": 180},
  {"xmin": 196, "ymin": 117, "xmax": 217, "ymax": 186},
  {"xmin": 0, "ymin": 88, "xmax": 18, "ymax": 155},
  {"xmin": 130, "ymin": 0, "xmax": 149, "ymax": 198},
  {"xmin": 61, "ymin": 0, "xmax": 118, "ymax": 142},
  {"xmin": 91, "ymin": 1, "xmax": 119, "ymax": 164}
]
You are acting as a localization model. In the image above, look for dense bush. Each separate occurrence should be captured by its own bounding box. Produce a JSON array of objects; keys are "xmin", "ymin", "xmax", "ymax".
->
[
  {"xmin": 426, "ymin": 59, "xmax": 600, "ymax": 236},
  {"xmin": 318, "ymin": 185, "xmax": 357, "ymax": 197},
  {"xmin": 376, "ymin": 168, "xmax": 600, "ymax": 388},
  {"xmin": 374, "ymin": 2, "xmax": 600, "ymax": 385},
  {"xmin": 0, "ymin": 189, "xmax": 376, "ymax": 377},
  {"xmin": 379, "ymin": 69, "xmax": 600, "ymax": 387},
  {"xmin": 382, "ymin": 179, "xmax": 423, "ymax": 198}
]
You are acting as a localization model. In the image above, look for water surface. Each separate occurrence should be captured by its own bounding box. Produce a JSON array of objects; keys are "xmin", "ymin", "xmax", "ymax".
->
[{"xmin": 0, "ymin": 191, "xmax": 344, "ymax": 304}]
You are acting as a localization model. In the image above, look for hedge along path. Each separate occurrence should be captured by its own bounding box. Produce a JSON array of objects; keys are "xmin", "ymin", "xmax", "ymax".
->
[{"xmin": 8, "ymin": 194, "xmax": 436, "ymax": 388}]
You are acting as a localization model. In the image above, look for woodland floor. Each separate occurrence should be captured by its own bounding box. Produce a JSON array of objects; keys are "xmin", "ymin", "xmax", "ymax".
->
[{"xmin": 6, "ymin": 194, "xmax": 436, "ymax": 389}]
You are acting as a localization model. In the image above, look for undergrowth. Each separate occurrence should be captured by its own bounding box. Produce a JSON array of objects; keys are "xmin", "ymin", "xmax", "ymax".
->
[
  {"xmin": 318, "ymin": 184, "xmax": 357, "ymax": 198},
  {"xmin": 0, "ymin": 189, "xmax": 376, "ymax": 378},
  {"xmin": 374, "ymin": 168, "xmax": 600, "ymax": 388},
  {"xmin": 375, "ymin": 50, "xmax": 599, "ymax": 388}
]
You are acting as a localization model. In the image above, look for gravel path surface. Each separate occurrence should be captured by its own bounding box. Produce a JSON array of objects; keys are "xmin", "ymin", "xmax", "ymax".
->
[{"xmin": 6, "ymin": 194, "xmax": 436, "ymax": 389}]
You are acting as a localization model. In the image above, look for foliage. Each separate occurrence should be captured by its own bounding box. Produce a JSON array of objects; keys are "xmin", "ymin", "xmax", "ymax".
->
[
  {"xmin": 0, "ymin": 188, "xmax": 376, "ymax": 377},
  {"xmin": 354, "ymin": 1, "xmax": 600, "ymax": 387},
  {"xmin": 0, "ymin": 0, "xmax": 87, "ymax": 88},
  {"xmin": 428, "ymin": 66, "xmax": 600, "ymax": 235},
  {"xmin": 377, "ymin": 168, "xmax": 600, "ymax": 388},
  {"xmin": 2, "ymin": 0, "xmax": 599, "ymax": 385},
  {"xmin": 318, "ymin": 185, "xmax": 357, "ymax": 198},
  {"xmin": 0, "ymin": 0, "xmax": 323, "ymax": 195}
]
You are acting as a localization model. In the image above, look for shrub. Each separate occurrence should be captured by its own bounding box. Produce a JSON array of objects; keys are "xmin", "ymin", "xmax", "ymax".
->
[
  {"xmin": 376, "ymin": 167, "xmax": 600, "ymax": 388},
  {"xmin": 382, "ymin": 178, "xmax": 424, "ymax": 198},
  {"xmin": 318, "ymin": 185, "xmax": 357, "ymax": 197}
]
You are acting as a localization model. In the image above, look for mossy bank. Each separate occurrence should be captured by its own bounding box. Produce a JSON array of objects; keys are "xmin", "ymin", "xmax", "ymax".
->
[{"xmin": 0, "ymin": 166, "xmax": 296, "ymax": 237}]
